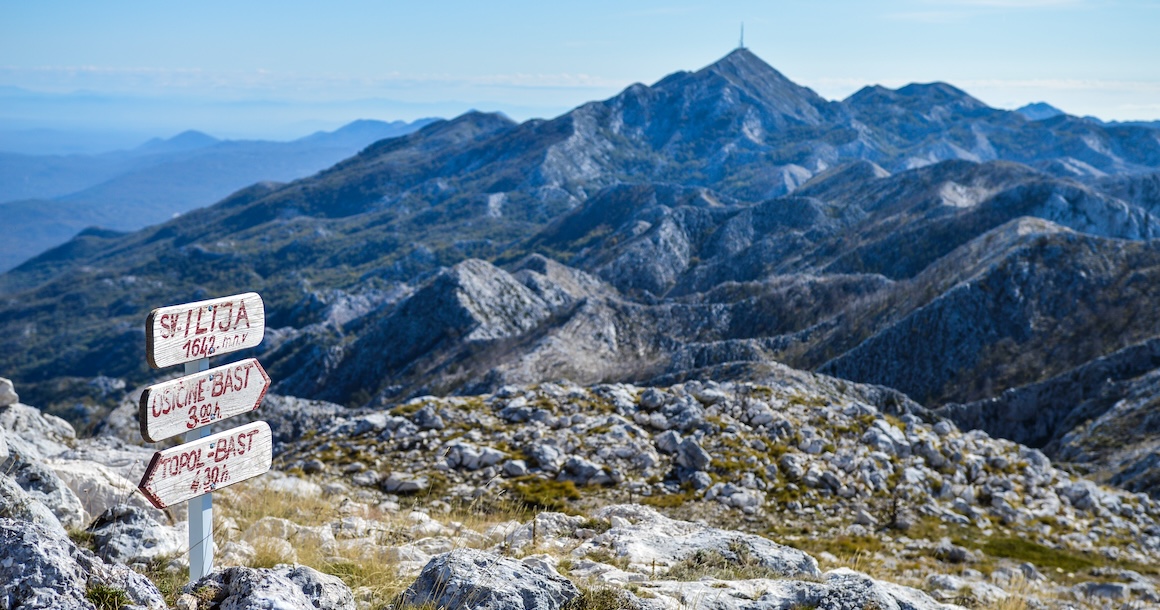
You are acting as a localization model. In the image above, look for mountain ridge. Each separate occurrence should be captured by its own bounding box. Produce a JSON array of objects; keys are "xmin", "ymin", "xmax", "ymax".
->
[{"xmin": 3, "ymin": 50, "xmax": 1160, "ymax": 498}]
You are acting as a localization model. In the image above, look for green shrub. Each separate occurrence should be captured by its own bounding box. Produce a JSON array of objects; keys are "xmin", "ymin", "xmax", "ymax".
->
[
  {"xmin": 137, "ymin": 553, "xmax": 187, "ymax": 607},
  {"xmin": 68, "ymin": 528, "xmax": 97, "ymax": 552},
  {"xmin": 563, "ymin": 587, "xmax": 641, "ymax": 610},
  {"xmin": 579, "ymin": 517, "xmax": 612, "ymax": 533},
  {"xmin": 508, "ymin": 478, "xmax": 580, "ymax": 512},
  {"xmin": 86, "ymin": 584, "xmax": 130, "ymax": 610},
  {"xmin": 981, "ymin": 537, "xmax": 1100, "ymax": 572}
]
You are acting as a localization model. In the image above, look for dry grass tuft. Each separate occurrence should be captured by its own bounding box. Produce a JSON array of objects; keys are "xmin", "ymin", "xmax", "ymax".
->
[
  {"xmin": 216, "ymin": 481, "xmax": 337, "ymax": 530},
  {"xmin": 991, "ymin": 576, "xmax": 1034, "ymax": 610},
  {"xmin": 666, "ymin": 541, "xmax": 790, "ymax": 582},
  {"xmin": 208, "ymin": 478, "xmax": 549, "ymax": 608},
  {"xmin": 563, "ymin": 587, "xmax": 642, "ymax": 610}
]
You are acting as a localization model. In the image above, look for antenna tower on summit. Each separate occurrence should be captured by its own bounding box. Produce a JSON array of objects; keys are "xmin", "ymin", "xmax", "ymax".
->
[{"xmin": 739, "ymin": 23, "xmax": 745, "ymax": 49}]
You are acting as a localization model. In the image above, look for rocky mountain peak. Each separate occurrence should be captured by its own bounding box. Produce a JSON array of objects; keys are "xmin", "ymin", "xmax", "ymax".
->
[
  {"xmin": 132, "ymin": 129, "xmax": 219, "ymax": 155},
  {"xmin": 896, "ymin": 82, "xmax": 984, "ymax": 107},
  {"xmin": 627, "ymin": 48, "xmax": 834, "ymax": 135},
  {"xmin": 700, "ymin": 48, "xmax": 797, "ymax": 88},
  {"xmin": 692, "ymin": 48, "xmax": 832, "ymax": 124},
  {"xmin": 1016, "ymin": 102, "xmax": 1066, "ymax": 121},
  {"xmin": 358, "ymin": 110, "xmax": 516, "ymax": 162},
  {"xmin": 845, "ymin": 81, "xmax": 986, "ymax": 114}
]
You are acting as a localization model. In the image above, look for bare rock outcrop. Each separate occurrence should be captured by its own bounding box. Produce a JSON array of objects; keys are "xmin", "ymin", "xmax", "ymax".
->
[
  {"xmin": 0, "ymin": 517, "xmax": 166, "ymax": 610},
  {"xmin": 401, "ymin": 548, "xmax": 579, "ymax": 610},
  {"xmin": 181, "ymin": 565, "xmax": 355, "ymax": 610}
]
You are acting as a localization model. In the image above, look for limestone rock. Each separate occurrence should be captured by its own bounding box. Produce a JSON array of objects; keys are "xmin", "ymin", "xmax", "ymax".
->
[
  {"xmin": 49, "ymin": 458, "xmax": 159, "ymax": 521},
  {"xmin": 560, "ymin": 455, "xmax": 606, "ymax": 486},
  {"xmin": 400, "ymin": 547, "xmax": 579, "ymax": 610},
  {"xmin": 256, "ymin": 472, "xmax": 323, "ymax": 498},
  {"xmin": 51, "ymin": 435, "xmax": 155, "ymax": 482},
  {"xmin": 0, "ymin": 377, "xmax": 17, "ymax": 407},
  {"xmin": 413, "ymin": 404, "xmax": 446, "ymax": 430},
  {"xmin": 654, "ymin": 430, "xmax": 681, "ymax": 455},
  {"xmin": 525, "ymin": 443, "xmax": 563, "ymax": 472},
  {"xmin": 0, "ymin": 474, "xmax": 66, "ymax": 537},
  {"xmin": 502, "ymin": 459, "xmax": 528, "ymax": 477},
  {"xmin": 444, "ymin": 440, "xmax": 506, "ymax": 471},
  {"xmin": 823, "ymin": 568, "xmax": 958, "ymax": 610},
  {"xmin": 185, "ymin": 565, "xmax": 355, "ymax": 610},
  {"xmin": 0, "ymin": 517, "xmax": 166, "ymax": 609},
  {"xmin": 383, "ymin": 472, "xmax": 430, "ymax": 494},
  {"xmin": 578, "ymin": 504, "xmax": 820, "ymax": 578},
  {"xmin": 0, "ymin": 402, "xmax": 75, "ymax": 460},
  {"xmin": 241, "ymin": 516, "xmax": 336, "ymax": 555},
  {"xmin": 633, "ymin": 567, "xmax": 957, "ymax": 610},
  {"xmin": 675, "ymin": 437, "xmax": 711, "ymax": 471},
  {"xmin": 7, "ymin": 458, "xmax": 87, "ymax": 529},
  {"xmin": 88, "ymin": 504, "xmax": 184, "ymax": 565}
]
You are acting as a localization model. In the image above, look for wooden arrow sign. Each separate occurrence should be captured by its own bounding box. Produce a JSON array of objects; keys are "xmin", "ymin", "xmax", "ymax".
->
[
  {"xmin": 138, "ymin": 421, "xmax": 272, "ymax": 510},
  {"xmin": 138, "ymin": 359, "xmax": 271, "ymax": 443},
  {"xmin": 146, "ymin": 293, "xmax": 265, "ymax": 369}
]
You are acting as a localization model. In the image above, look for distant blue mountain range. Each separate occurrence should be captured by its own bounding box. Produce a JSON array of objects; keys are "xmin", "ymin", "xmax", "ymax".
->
[{"xmin": 0, "ymin": 118, "xmax": 436, "ymax": 270}]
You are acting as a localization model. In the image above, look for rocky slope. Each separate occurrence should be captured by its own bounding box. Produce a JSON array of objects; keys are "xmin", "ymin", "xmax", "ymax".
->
[
  {"xmin": 6, "ymin": 163, "xmax": 1160, "ymax": 414},
  {"xmin": 4, "ymin": 371, "xmax": 1160, "ymax": 609},
  {"xmin": 3, "ymin": 49, "xmax": 1160, "ymax": 504},
  {"xmin": 937, "ymin": 338, "xmax": 1160, "ymax": 495}
]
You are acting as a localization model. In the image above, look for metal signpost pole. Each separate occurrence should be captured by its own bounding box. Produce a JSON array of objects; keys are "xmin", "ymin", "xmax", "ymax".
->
[{"xmin": 186, "ymin": 358, "xmax": 212, "ymax": 583}]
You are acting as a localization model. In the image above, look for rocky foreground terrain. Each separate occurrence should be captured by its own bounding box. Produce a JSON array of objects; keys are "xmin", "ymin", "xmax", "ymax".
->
[{"xmin": 3, "ymin": 371, "xmax": 1159, "ymax": 609}]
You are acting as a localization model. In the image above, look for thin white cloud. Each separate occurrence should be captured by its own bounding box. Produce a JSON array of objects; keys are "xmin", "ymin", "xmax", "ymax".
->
[
  {"xmin": 940, "ymin": 0, "xmax": 1083, "ymax": 7},
  {"xmin": 620, "ymin": 6, "xmax": 698, "ymax": 17},
  {"xmin": 0, "ymin": 65, "xmax": 629, "ymax": 96},
  {"xmin": 960, "ymin": 78, "xmax": 1160, "ymax": 92},
  {"xmin": 1118, "ymin": 103, "xmax": 1160, "ymax": 112},
  {"xmin": 809, "ymin": 75, "xmax": 1160, "ymax": 93},
  {"xmin": 885, "ymin": 10, "xmax": 970, "ymax": 22},
  {"xmin": 811, "ymin": 77, "xmax": 911, "ymax": 89},
  {"xmin": 891, "ymin": 0, "xmax": 1087, "ymax": 20},
  {"xmin": 465, "ymin": 73, "xmax": 628, "ymax": 89}
]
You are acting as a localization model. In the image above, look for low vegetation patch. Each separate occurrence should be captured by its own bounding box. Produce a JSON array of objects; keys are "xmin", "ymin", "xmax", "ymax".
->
[
  {"xmin": 785, "ymin": 534, "xmax": 886, "ymax": 560},
  {"xmin": 249, "ymin": 537, "xmax": 295, "ymax": 569},
  {"xmin": 508, "ymin": 477, "xmax": 581, "ymax": 512},
  {"xmin": 641, "ymin": 486, "xmax": 698, "ymax": 509},
  {"xmin": 563, "ymin": 587, "xmax": 642, "ymax": 610},
  {"xmin": 137, "ymin": 553, "xmax": 187, "ymax": 607},
  {"xmin": 666, "ymin": 541, "xmax": 785, "ymax": 581},
  {"xmin": 85, "ymin": 584, "xmax": 130, "ymax": 610},
  {"xmin": 68, "ymin": 528, "xmax": 97, "ymax": 553},
  {"xmin": 979, "ymin": 537, "xmax": 1100, "ymax": 573},
  {"xmin": 209, "ymin": 480, "xmax": 529, "ymax": 607},
  {"xmin": 218, "ymin": 481, "xmax": 338, "ymax": 530},
  {"xmin": 579, "ymin": 517, "xmax": 611, "ymax": 533},
  {"xmin": 584, "ymin": 548, "xmax": 630, "ymax": 570},
  {"xmin": 321, "ymin": 559, "xmax": 410, "ymax": 603}
]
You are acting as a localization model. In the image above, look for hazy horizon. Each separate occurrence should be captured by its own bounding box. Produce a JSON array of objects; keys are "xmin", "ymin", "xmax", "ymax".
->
[{"xmin": 3, "ymin": 0, "xmax": 1158, "ymax": 151}]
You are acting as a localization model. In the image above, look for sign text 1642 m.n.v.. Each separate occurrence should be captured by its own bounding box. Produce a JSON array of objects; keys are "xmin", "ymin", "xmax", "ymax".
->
[{"xmin": 145, "ymin": 292, "xmax": 265, "ymax": 369}]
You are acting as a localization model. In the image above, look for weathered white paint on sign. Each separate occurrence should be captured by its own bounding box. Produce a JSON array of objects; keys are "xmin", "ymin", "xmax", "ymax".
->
[
  {"xmin": 146, "ymin": 293, "xmax": 265, "ymax": 369},
  {"xmin": 137, "ymin": 421, "xmax": 272, "ymax": 509},
  {"xmin": 138, "ymin": 358, "xmax": 271, "ymax": 443}
]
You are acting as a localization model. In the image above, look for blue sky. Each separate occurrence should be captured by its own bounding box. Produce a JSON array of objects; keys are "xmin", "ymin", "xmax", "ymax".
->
[{"xmin": 1, "ymin": 0, "xmax": 1158, "ymax": 141}]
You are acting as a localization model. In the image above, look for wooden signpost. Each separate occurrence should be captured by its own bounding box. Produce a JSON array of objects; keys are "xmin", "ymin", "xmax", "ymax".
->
[
  {"xmin": 138, "ymin": 358, "xmax": 270, "ymax": 443},
  {"xmin": 145, "ymin": 292, "xmax": 265, "ymax": 369},
  {"xmin": 138, "ymin": 292, "xmax": 272, "ymax": 583},
  {"xmin": 138, "ymin": 421, "xmax": 273, "ymax": 509}
]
